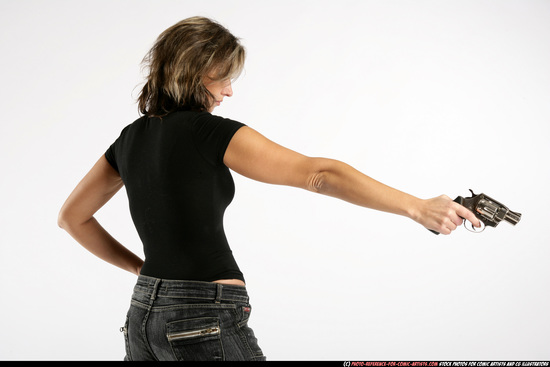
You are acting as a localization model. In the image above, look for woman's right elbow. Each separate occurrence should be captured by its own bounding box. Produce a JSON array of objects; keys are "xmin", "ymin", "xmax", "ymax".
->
[
  {"xmin": 306, "ymin": 170, "xmax": 327, "ymax": 194},
  {"xmin": 303, "ymin": 157, "xmax": 345, "ymax": 195}
]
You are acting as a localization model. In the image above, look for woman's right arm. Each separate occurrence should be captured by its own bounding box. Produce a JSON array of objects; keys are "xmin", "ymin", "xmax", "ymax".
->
[{"xmin": 224, "ymin": 126, "xmax": 480, "ymax": 235}]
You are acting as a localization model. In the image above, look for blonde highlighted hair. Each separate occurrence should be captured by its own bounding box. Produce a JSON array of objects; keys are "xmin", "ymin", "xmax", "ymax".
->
[{"xmin": 137, "ymin": 16, "xmax": 245, "ymax": 117}]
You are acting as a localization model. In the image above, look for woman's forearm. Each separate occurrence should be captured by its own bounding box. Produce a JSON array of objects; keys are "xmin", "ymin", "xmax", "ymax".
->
[
  {"xmin": 308, "ymin": 158, "xmax": 422, "ymax": 220},
  {"xmin": 59, "ymin": 216, "xmax": 143, "ymax": 275},
  {"xmin": 306, "ymin": 158, "xmax": 481, "ymax": 234}
]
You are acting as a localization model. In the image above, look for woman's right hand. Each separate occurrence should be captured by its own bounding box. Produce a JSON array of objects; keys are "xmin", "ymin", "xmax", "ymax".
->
[{"xmin": 413, "ymin": 195, "xmax": 482, "ymax": 235}]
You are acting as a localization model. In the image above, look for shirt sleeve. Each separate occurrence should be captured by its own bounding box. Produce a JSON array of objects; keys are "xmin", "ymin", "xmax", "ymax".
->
[
  {"xmin": 192, "ymin": 113, "xmax": 246, "ymax": 166},
  {"xmin": 105, "ymin": 143, "xmax": 118, "ymax": 172},
  {"xmin": 104, "ymin": 124, "xmax": 131, "ymax": 173}
]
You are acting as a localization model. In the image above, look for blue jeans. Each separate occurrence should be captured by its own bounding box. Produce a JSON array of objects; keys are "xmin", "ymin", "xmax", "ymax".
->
[{"xmin": 121, "ymin": 275, "xmax": 266, "ymax": 361}]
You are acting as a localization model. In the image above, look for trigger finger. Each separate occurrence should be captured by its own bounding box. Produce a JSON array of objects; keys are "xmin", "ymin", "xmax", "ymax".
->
[{"xmin": 457, "ymin": 205, "xmax": 481, "ymax": 228}]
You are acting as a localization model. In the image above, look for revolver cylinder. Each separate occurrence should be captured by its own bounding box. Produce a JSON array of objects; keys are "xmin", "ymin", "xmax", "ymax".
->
[{"xmin": 475, "ymin": 195, "xmax": 522, "ymax": 227}]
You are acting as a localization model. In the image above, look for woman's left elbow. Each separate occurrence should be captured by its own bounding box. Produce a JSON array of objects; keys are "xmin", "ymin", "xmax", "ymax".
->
[
  {"xmin": 57, "ymin": 208, "xmax": 69, "ymax": 229},
  {"xmin": 57, "ymin": 204, "xmax": 78, "ymax": 230}
]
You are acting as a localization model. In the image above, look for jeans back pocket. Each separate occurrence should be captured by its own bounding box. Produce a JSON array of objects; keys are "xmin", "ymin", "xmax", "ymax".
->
[{"xmin": 166, "ymin": 317, "xmax": 223, "ymax": 361}]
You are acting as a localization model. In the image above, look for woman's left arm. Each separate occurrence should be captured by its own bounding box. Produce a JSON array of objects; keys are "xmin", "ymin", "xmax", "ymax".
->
[{"xmin": 58, "ymin": 155, "xmax": 143, "ymax": 275}]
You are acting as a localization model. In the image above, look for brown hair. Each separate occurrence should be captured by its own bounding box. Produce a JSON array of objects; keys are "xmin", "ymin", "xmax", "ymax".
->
[{"xmin": 137, "ymin": 16, "xmax": 245, "ymax": 117}]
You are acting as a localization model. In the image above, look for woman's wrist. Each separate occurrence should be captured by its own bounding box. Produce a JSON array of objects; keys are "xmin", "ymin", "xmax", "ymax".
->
[{"xmin": 404, "ymin": 196, "xmax": 425, "ymax": 223}]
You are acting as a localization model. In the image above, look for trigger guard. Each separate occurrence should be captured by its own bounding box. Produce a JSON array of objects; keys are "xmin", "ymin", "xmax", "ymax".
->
[{"xmin": 464, "ymin": 219, "xmax": 485, "ymax": 233}]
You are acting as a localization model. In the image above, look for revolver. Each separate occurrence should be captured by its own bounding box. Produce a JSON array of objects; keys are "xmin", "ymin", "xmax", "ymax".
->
[{"xmin": 430, "ymin": 189, "xmax": 522, "ymax": 234}]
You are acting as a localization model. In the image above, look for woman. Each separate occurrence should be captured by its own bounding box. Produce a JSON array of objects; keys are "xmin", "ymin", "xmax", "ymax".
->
[{"xmin": 58, "ymin": 16, "xmax": 480, "ymax": 361}]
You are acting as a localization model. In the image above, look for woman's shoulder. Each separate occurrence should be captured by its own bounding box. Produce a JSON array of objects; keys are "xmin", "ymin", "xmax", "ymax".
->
[{"xmin": 125, "ymin": 110, "xmax": 244, "ymax": 133}]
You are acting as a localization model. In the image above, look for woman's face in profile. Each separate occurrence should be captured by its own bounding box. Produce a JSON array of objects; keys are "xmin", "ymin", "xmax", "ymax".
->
[{"xmin": 204, "ymin": 76, "xmax": 233, "ymax": 112}]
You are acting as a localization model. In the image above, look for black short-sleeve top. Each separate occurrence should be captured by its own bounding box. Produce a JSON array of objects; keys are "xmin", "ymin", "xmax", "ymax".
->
[{"xmin": 105, "ymin": 110, "xmax": 246, "ymax": 282}]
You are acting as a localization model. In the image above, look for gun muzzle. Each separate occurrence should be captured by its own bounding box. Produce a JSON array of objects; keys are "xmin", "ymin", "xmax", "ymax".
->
[{"xmin": 504, "ymin": 210, "xmax": 521, "ymax": 226}]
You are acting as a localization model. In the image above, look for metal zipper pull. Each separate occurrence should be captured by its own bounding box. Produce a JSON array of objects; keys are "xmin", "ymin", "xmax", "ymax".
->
[{"xmin": 167, "ymin": 326, "xmax": 220, "ymax": 341}]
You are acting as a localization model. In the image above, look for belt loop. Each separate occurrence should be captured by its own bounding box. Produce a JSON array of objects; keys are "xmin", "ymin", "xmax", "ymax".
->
[
  {"xmin": 215, "ymin": 283, "xmax": 223, "ymax": 303},
  {"xmin": 150, "ymin": 278, "xmax": 161, "ymax": 302}
]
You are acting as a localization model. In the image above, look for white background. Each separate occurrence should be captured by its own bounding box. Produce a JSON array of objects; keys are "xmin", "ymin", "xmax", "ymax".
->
[{"xmin": 1, "ymin": 0, "xmax": 549, "ymax": 361}]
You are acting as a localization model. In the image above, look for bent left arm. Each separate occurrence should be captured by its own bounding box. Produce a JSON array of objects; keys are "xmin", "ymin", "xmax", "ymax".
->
[{"xmin": 58, "ymin": 155, "xmax": 143, "ymax": 275}]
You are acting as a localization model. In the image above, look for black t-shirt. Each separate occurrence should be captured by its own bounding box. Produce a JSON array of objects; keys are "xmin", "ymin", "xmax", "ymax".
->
[{"xmin": 105, "ymin": 110, "xmax": 246, "ymax": 282}]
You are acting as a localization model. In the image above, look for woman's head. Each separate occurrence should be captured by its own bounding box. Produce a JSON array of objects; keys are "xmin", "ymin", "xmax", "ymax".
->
[{"xmin": 138, "ymin": 16, "xmax": 245, "ymax": 116}]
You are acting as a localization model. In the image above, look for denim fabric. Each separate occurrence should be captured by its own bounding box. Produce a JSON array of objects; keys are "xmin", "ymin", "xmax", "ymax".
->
[{"xmin": 121, "ymin": 275, "xmax": 265, "ymax": 361}]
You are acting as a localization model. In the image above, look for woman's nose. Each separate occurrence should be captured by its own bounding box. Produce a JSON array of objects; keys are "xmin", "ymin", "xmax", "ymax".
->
[{"xmin": 222, "ymin": 83, "xmax": 233, "ymax": 97}]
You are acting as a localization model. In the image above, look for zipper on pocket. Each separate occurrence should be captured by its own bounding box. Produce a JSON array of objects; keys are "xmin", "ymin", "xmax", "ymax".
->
[{"xmin": 167, "ymin": 326, "xmax": 220, "ymax": 341}]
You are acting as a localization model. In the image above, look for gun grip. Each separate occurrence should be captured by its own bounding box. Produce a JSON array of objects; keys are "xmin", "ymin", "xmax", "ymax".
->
[{"xmin": 428, "ymin": 196, "xmax": 465, "ymax": 235}]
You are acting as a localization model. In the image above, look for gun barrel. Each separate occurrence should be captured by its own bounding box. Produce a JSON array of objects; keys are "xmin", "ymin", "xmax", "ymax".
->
[{"xmin": 504, "ymin": 210, "xmax": 521, "ymax": 225}]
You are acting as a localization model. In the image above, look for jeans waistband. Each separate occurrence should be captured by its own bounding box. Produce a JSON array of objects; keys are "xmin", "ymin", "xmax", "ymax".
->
[{"xmin": 134, "ymin": 274, "xmax": 250, "ymax": 303}]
